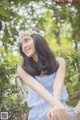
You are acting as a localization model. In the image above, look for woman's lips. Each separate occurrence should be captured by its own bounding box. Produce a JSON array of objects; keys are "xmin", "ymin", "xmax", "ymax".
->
[{"xmin": 25, "ymin": 47, "xmax": 31, "ymax": 53}]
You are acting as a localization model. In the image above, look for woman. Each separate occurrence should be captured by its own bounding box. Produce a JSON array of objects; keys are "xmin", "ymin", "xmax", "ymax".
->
[{"xmin": 17, "ymin": 28, "xmax": 75, "ymax": 120}]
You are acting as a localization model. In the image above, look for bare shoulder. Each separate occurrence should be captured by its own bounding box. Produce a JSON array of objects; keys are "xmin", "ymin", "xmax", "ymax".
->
[
  {"xmin": 17, "ymin": 66, "xmax": 30, "ymax": 77},
  {"xmin": 17, "ymin": 66, "xmax": 23, "ymax": 73},
  {"xmin": 56, "ymin": 57, "xmax": 65, "ymax": 64}
]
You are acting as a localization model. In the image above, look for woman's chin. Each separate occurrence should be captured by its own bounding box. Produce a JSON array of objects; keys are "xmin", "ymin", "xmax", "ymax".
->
[{"xmin": 26, "ymin": 53, "xmax": 33, "ymax": 58}]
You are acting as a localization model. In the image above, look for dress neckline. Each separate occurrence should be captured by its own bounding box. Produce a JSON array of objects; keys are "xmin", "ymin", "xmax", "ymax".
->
[{"xmin": 35, "ymin": 72, "xmax": 55, "ymax": 78}]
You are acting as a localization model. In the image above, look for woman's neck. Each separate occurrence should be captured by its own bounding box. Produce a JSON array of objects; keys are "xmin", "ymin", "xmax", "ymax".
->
[
  {"xmin": 32, "ymin": 53, "xmax": 38, "ymax": 62},
  {"xmin": 39, "ymin": 70, "xmax": 47, "ymax": 76}
]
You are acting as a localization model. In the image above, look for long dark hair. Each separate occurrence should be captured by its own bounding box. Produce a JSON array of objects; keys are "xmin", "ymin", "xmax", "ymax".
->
[{"xmin": 19, "ymin": 28, "xmax": 59, "ymax": 77}]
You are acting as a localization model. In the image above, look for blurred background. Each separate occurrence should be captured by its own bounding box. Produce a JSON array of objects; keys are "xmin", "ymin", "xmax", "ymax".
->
[{"xmin": 0, "ymin": 0, "xmax": 80, "ymax": 119}]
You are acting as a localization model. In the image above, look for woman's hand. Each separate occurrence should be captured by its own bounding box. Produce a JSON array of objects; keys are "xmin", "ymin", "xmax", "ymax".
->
[
  {"xmin": 47, "ymin": 101, "xmax": 70, "ymax": 120},
  {"xmin": 47, "ymin": 107, "xmax": 70, "ymax": 120}
]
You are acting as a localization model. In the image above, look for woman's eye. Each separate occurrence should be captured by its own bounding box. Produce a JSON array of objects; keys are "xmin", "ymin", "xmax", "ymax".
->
[{"xmin": 25, "ymin": 39, "xmax": 30, "ymax": 42}]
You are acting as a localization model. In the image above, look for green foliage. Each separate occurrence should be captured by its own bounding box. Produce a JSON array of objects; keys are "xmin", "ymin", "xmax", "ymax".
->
[
  {"xmin": 0, "ymin": 0, "xmax": 80, "ymax": 50},
  {"xmin": 0, "ymin": 48, "xmax": 20, "ymax": 111}
]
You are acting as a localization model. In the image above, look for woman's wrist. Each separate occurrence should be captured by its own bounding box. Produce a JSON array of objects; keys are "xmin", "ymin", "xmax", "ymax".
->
[
  {"xmin": 52, "ymin": 97, "xmax": 65, "ymax": 108},
  {"xmin": 55, "ymin": 98, "xmax": 60, "ymax": 101},
  {"xmin": 52, "ymin": 93, "xmax": 61, "ymax": 101},
  {"xmin": 52, "ymin": 98, "xmax": 60, "ymax": 106},
  {"xmin": 53, "ymin": 96, "xmax": 60, "ymax": 101}
]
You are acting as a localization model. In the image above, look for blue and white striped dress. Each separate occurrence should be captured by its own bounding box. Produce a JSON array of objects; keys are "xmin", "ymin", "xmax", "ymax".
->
[{"xmin": 27, "ymin": 72, "xmax": 75, "ymax": 120}]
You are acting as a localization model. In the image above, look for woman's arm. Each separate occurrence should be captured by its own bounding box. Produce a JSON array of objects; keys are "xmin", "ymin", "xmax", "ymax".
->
[
  {"xmin": 17, "ymin": 66, "xmax": 64, "ymax": 108},
  {"xmin": 47, "ymin": 58, "xmax": 68, "ymax": 120},
  {"xmin": 53, "ymin": 57, "xmax": 66, "ymax": 100}
]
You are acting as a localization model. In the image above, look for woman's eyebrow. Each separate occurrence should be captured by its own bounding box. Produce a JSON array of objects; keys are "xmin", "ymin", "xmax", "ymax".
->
[
  {"xmin": 24, "ymin": 38, "xmax": 28, "ymax": 40},
  {"xmin": 19, "ymin": 38, "xmax": 27, "ymax": 43},
  {"xmin": 24, "ymin": 38, "xmax": 30, "ymax": 40},
  {"xmin": 19, "ymin": 37, "xmax": 30, "ymax": 44}
]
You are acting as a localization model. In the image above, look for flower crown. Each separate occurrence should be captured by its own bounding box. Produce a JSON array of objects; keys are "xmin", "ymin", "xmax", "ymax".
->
[{"xmin": 19, "ymin": 29, "xmax": 44, "ymax": 39}]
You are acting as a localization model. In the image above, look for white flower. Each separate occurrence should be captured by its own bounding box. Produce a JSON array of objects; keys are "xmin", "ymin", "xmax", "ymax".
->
[
  {"xmin": 19, "ymin": 29, "xmax": 45, "ymax": 39},
  {"xmin": 40, "ymin": 30, "xmax": 44, "ymax": 37},
  {"xmin": 27, "ymin": 29, "xmax": 33, "ymax": 35}
]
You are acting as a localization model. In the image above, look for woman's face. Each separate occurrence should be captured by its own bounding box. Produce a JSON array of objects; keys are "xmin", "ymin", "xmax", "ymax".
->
[{"xmin": 20, "ymin": 35, "xmax": 38, "ymax": 61}]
